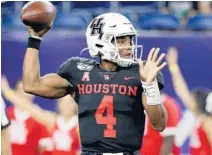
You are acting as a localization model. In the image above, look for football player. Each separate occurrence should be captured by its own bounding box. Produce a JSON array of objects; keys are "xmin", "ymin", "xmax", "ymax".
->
[
  {"xmin": 1, "ymin": 76, "xmax": 81, "ymax": 155},
  {"xmin": 166, "ymin": 47, "xmax": 212, "ymax": 155},
  {"xmin": 141, "ymin": 93, "xmax": 181, "ymax": 155},
  {"xmin": 1, "ymin": 78, "xmax": 50, "ymax": 155},
  {"xmin": 21, "ymin": 13, "xmax": 167, "ymax": 154}
]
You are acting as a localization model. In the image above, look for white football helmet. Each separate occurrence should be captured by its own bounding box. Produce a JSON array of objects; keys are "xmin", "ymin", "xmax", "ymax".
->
[{"xmin": 82, "ymin": 12, "xmax": 143, "ymax": 67}]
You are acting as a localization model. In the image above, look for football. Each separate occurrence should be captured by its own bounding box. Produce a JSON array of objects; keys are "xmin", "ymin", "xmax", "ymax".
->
[{"xmin": 20, "ymin": 1, "xmax": 56, "ymax": 31}]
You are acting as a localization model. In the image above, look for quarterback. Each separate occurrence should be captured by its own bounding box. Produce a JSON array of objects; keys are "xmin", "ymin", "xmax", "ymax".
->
[{"xmin": 21, "ymin": 13, "xmax": 167, "ymax": 154}]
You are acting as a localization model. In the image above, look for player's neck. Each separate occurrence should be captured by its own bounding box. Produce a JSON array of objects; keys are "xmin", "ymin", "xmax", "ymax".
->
[{"xmin": 99, "ymin": 60, "xmax": 118, "ymax": 71}]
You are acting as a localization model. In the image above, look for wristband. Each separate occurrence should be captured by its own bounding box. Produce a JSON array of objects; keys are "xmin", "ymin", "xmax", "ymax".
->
[
  {"xmin": 169, "ymin": 64, "xmax": 179, "ymax": 73},
  {"xmin": 141, "ymin": 79, "xmax": 161, "ymax": 106},
  {"xmin": 4, "ymin": 89, "xmax": 15, "ymax": 99},
  {"xmin": 29, "ymin": 34, "xmax": 42, "ymax": 40},
  {"xmin": 27, "ymin": 37, "xmax": 41, "ymax": 50}
]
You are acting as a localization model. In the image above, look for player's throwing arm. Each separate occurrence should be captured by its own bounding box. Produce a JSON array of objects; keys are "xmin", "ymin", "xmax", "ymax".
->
[{"xmin": 21, "ymin": 2, "xmax": 69, "ymax": 98}]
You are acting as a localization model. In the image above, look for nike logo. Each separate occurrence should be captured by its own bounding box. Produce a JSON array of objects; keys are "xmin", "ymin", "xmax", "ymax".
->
[{"xmin": 124, "ymin": 76, "xmax": 135, "ymax": 80}]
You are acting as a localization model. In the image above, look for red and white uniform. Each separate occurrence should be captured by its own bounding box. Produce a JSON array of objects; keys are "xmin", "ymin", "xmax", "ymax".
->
[
  {"xmin": 189, "ymin": 118, "xmax": 211, "ymax": 155},
  {"xmin": 7, "ymin": 106, "xmax": 50, "ymax": 155},
  {"xmin": 39, "ymin": 131, "xmax": 53, "ymax": 155},
  {"xmin": 1, "ymin": 97, "xmax": 10, "ymax": 129},
  {"xmin": 140, "ymin": 94, "xmax": 181, "ymax": 155},
  {"xmin": 45, "ymin": 116, "xmax": 81, "ymax": 155}
]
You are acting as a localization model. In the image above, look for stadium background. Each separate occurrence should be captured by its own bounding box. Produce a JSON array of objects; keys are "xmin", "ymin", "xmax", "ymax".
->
[{"xmin": 1, "ymin": 1, "xmax": 212, "ymax": 154}]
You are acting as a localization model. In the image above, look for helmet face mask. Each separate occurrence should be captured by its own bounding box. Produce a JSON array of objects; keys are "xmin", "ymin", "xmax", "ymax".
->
[
  {"xmin": 84, "ymin": 13, "xmax": 143, "ymax": 67},
  {"xmin": 112, "ymin": 35, "xmax": 143, "ymax": 67}
]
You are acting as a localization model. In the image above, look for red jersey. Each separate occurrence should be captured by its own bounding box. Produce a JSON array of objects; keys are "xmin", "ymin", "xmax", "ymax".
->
[
  {"xmin": 49, "ymin": 116, "xmax": 81, "ymax": 155},
  {"xmin": 39, "ymin": 132, "xmax": 53, "ymax": 155},
  {"xmin": 189, "ymin": 119, "xmax": 211, "ymax": 155},
  {"xmin": 7, "ymin": 106, "xmax": 49, "ymax": 155},
  {"xmin": 40, "ymin": 149, "xmax": 52, "ymax": 155},
  {"xmin": 140, "ymin": 94, "xmax": 181, "ymax": 155}
]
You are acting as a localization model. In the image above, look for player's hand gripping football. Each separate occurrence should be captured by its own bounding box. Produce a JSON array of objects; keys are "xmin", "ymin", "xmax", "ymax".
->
[
  {"xmin": 138, "ymin": 48, "xmax": 167, "ymax": 83},
  {"xmin": 28, "ymin": 22, "xmax": 53, "ymax": 38}
]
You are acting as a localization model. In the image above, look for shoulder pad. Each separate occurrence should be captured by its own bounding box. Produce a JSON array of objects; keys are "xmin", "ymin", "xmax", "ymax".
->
[
  {"xmin": 71, "ymin": 57, "xmax": 96, "ymax": 71},
  {"xmin": 71, "ymin": 57, "xmax": 96, "ymax": 65}
]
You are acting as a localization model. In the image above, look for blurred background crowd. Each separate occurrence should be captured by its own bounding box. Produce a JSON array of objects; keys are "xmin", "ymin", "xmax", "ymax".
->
[
  {"xmin": 1, "ymin": 1, "xmax": 212, "ymax": 155},
  {"xmin": 1, "ymin": 1, "xmax": 212, "ymax": 31}
]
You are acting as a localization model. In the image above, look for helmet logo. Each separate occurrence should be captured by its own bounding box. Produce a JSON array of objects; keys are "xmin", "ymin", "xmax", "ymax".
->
[{"xmin": 90, "ymin": 17, "xmax": 105, "ymax": 39}]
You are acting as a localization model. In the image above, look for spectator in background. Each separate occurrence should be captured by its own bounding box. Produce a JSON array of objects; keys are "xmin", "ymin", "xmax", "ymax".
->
[
  {"xmin": 161, "ymin": 1, "xmax": 212, "ymax": 24},
  {"xmin": 1, "ymin": 78, "xmax": 51, "ymax": 155},
  {"xmin": 1, "ymin": 76, "xmax": 81, "ymax": 155},
  {"xmin": 140, "ymin": 92, "xmax": 181, "ymax": 155},
  {"xmin": 166, "ymin": 47, "xmax": 212, "ymax": 155},
  {"xmin": 1, "ymin": 96, "xmax": 12, "ymax": 155}
]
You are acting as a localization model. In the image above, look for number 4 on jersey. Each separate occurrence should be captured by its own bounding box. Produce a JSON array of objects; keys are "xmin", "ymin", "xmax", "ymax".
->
[{"xmin": 95, "ymin": 95, "xmax": 117, "ymax": 138}]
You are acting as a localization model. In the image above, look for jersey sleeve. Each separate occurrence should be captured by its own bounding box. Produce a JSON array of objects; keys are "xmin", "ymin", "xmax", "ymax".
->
[
  {"xmin": 1, "ymin": 97, "xmax": 10, "ymax": 129},
  {"xmin": 156, "ymin": 71, "xmax": 164, "ymax": 90},
  {"xmin": 57, "ymin": 57, "xmax": 83, "ymax": 82},
  {"xmin": 57, "ymin": 58, "xmax": 73, "ymax": 81},
  {"xmin": 57, "ymin": 57, "xmax": 79, "ymax": 94}
]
